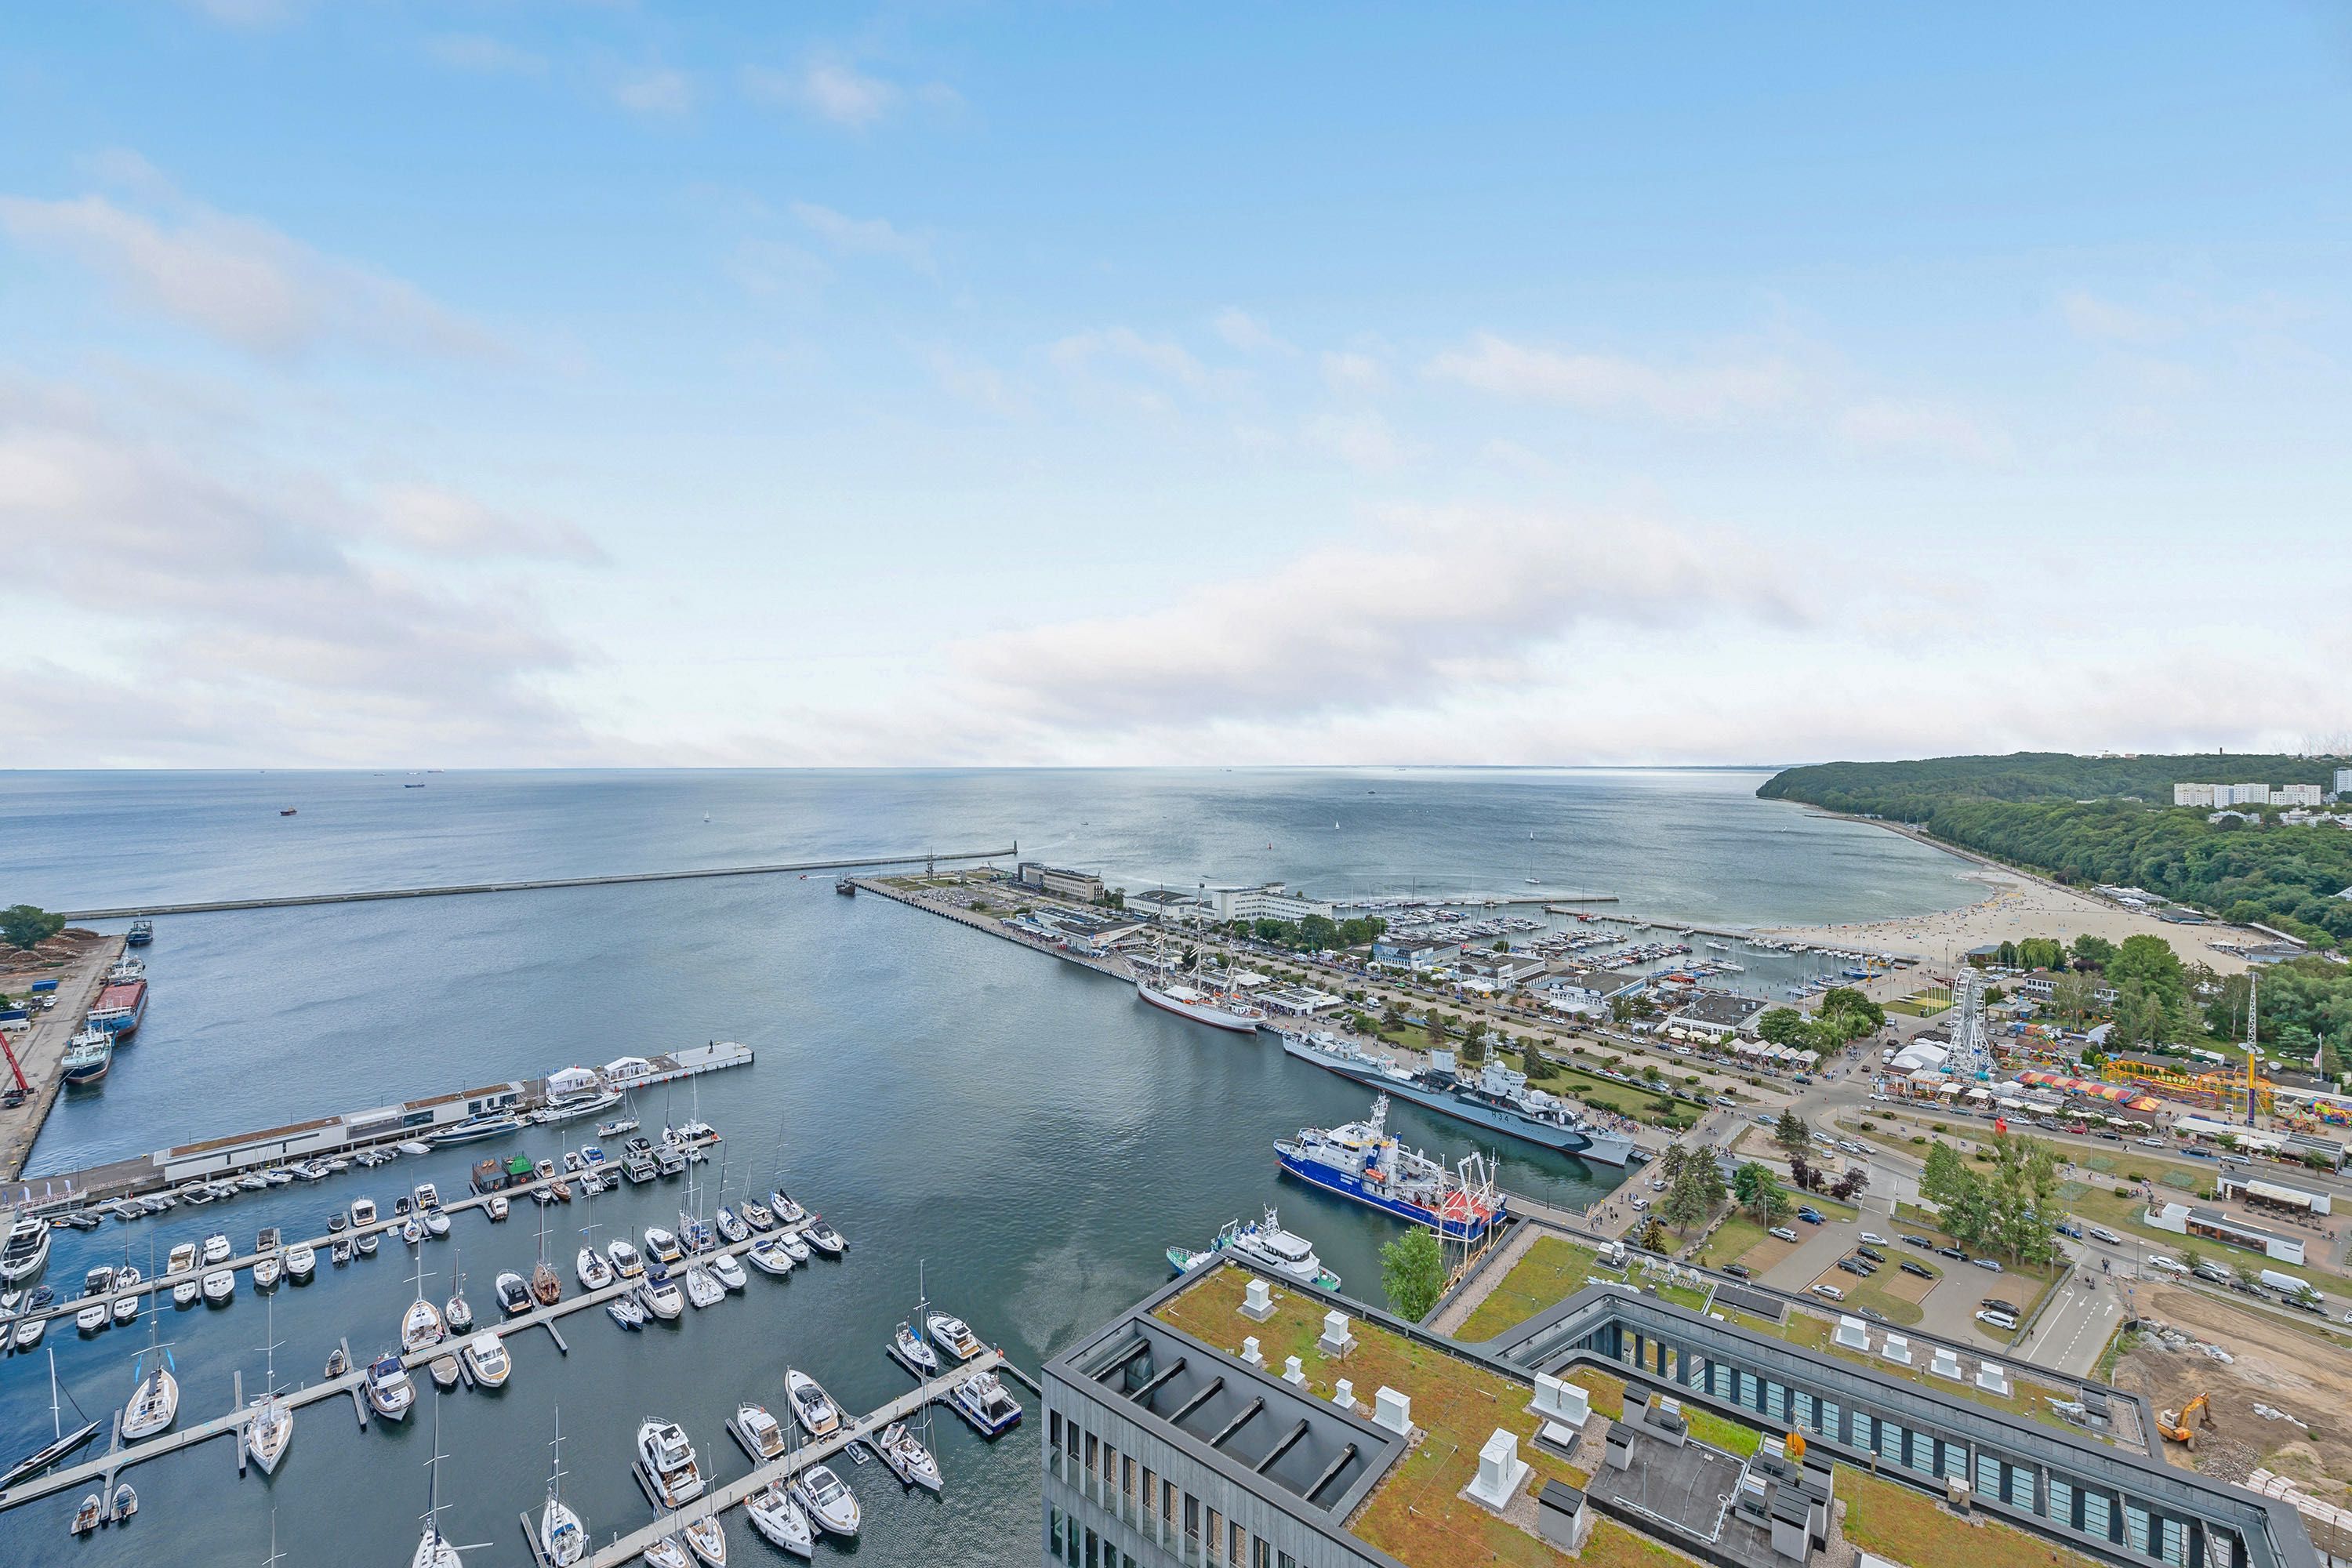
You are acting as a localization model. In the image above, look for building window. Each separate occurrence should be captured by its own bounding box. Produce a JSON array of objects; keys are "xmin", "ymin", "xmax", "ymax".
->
[
  {"xmin": 1817, "ymin": 1399, "xmax": 1839, "ymax": 1442},
  {"xmin": 2049, "ymin": 1475, "xmax": 2075, "ymax": 1530},
  {"xmin": 1254, "ymin": 1541, "xmax": 1272, "ymax": 1568},
  {"xmin": 1205, "ymin": 1508, "xmax": 1221, "ymax": 1563},
  {"xmin": 1185, "ymin": 1494, "xmax": 1200, "ymax": 1565},
  {"xmin": 1050, "ymin": 1505, "xmax": 1065, "ymax": 1555},
  {"xmin": 2083, "ymin": 1488, "xmax": 2114, "ymax": 1542},
  {"xmin": 1229, "ymin": 1520, "xmax": 1244, "ymax": 1565}
]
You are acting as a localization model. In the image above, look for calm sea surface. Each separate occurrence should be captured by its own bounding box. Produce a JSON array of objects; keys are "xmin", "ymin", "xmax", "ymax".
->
[{"xmin": 0, "ymin": 769, "xmax": 1974, "ymax": 1566}]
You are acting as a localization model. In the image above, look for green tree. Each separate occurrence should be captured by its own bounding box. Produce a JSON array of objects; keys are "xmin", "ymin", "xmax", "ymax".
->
[
  {"xmin": 2108, "ymin": 935, "xmax": 2187, "ymax": 1008},
  {"xmin": 1773, "ymin": 1109, "xmax": 1809, "ymax": 1157},
  {"xmin": 1461, "ymin": 1019, "xmax": 1488, "ymax": 1065},
  {"xmin": 2051, "ymin": 971, "xmax": 2094, "ymax": 1025},
  {"xmin": 2071, "ymin": 934, "xmax": 2116, "ymax": 969},
  {"xmin": 1755, "ymin": 1007, "xmax": 1806, "ymax": 1047},
  {"xmin": 1610, "ymin": 993, "xmax": 1655, "ymax": 1024},
  {"xmin": 1661, "ymin": 1157, "xmax": 1715, "ymax": 1232},
  {"xmin": 1733, "ymin": 1161, "xmax": 1788, "ymax": 1226},
  {"xmin": 0, "ymin": 906, "xmax": 64, "ymax": 952},
  {"xmin": 1920, "ymin": 1141, "xmax": 1970, "ymax": 1209},
  {"xmin": 1379, "ymin": 1229, "xmax": 1446, "ymax": 1321}
]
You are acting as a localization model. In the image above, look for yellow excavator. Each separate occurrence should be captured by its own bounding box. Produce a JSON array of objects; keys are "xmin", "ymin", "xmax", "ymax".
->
[{"xmin": 2158, "ymin": 1394, "xmax": 2216, "ymax": 1449}]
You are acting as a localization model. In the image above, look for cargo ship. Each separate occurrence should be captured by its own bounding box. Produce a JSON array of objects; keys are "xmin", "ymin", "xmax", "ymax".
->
[
  {"xmin": 62, "ymin": 1028, "xmax": 113, "ymax": 1085},
  {"xmin": 125, "ymin": 919, "xmax": 154, "ymax": 948},
  {"xmin": 1274, "ymin": 1094, "xmax": 1502, "ymax": 1241},
  {"xmin": 87, "ymin": 979, "xmax": 147, "ymax": 1039},
  {"xmin": 1279, "ymin": 1032, "xmax": 1639, "ymax": 1166}
]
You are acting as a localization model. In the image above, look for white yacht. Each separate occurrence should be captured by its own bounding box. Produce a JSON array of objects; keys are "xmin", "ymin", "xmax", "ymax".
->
[
  {"xmin": 201, "ymin": 1269, "xmax": 235, "ymax": 1305},
  {"xmin": 605, "ymin": 1239, "xmax": 644, "ymax": 1279},
  {"xmin": 365, "ymin": 1352, "xmax": 416, "ymax": 1421},
  {"xmin": 0, "ymin": 1217, "xmax": 50, "ymax": 1283},
  {"xmin": 875, "ymin": 1421, "xmax": 942, "ymax": 1492},
  {"xmin": 733, "ymin": 1402, "xmax": 787, "ymax": 1460},
  {"xmin": 638, "ymin": 1269, "xmax": 684, "ymax": 1320},
  {"xmin": 285, "ymin": 1243, "xmax": 316, "ymax": 1282},
  {"xmin": 1213, "ymin": 1209, "xmax": 1341, "ymax": 1291},
  {"xmin": 165, "ymin": 1241, "xmax": 196, "ymax": 1276},
  {"xmin": 401, "ymin": 1296, "xmax": 446, "ymax": 1354},
  {"xmin": 925, "ymin": 1310, "xmax": 984, "ymax": 1361},
  {"xmin": 793, "ymin": 1463, "xmax": 859, "ymax": 1536},
  {"xmin": 747, "ymin": 1237, "xmax": 796, "ymax": 1276},
  {"xmin": 643, "ymin": 1226, "xmax": 682, "ymax": 1265},
  {"xmin": 709, "ymin": 1252, "xmax": 746, "ymax": 1292},
  {"xmin": 745, "ymin": 1483, "xmax": 814, "ymax": 1558},
  {"xmin": 201, "ymin": 1233, "xmax": 232, "ymax": 1266},
  {"xmin": 460, "ymin": 1332, "xmax": 510, "ymax": 1388},
  {"xmin": 636, "ymin": 1417, "xmax": 703, "ymax": 1507},
  {"xmin": 684, "ymin": 1516, "xmax": 726, "ymax": 1566},
  {"xmin": 121, "ymin": 1346, "xmax": 180, "ymax": 1441},
  {"xmin": 350, "ymin": 1197, "xmax": 377, "ymax": 1230},
  {"xmin": 785, "ymin": 1369, "xmax": 840, "ymax": 1438},
  {"xmin": 681, "ymin": 1261, "xmax": 724, "ymax": 1309}
]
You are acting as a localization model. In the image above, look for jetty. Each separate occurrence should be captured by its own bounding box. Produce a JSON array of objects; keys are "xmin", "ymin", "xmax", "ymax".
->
[
  {"xmin": 57, "ymin": 846, "xmax": 1018, "ymax": 922},
  {"xmin": 583, "ymin": 1350, "xmax": 1007, "ymax": 1568},
  {"xmin": 0, "ymin": 1205, "xmax": 830, "ymax": 1515}
]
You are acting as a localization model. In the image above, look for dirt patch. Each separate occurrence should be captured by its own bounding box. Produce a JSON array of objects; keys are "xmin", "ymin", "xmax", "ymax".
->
[
  {"xmin": 2111, "ymin": 1285, "xmax": 2352, "ymax": 1503},
  {"xmin": 1739, "ymin": 1234, "xmax": 1799, "ymax": 1270}
]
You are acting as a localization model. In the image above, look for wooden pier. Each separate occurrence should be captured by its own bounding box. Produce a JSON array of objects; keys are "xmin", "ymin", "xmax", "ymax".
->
[
  {"xmin": 582, "ymin": 1351, "xmax": 1004, "ymax": 1568},
  {"xmin": 0, "ymin": 1205, "xmax": 827, "ymax": 1517}
]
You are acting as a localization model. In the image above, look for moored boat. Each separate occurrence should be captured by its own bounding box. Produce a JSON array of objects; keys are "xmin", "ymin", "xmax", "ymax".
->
[
  {"xmin": 792, "ymin": 1463, "xmax": 859, "ymax": 1536},
  {"xmin": 925, "ymin": 1310, "xmax": 984, "ymax": 1361},
  {"xmin": 875, "ymin": 1421, "xmax": 942, "ymax": 1491},
  {"xmin": 460, "ymin": 1331, "xmax": 510, "ymax": 1388},
  {"xmin": 1274, "ymin": 1093, "xmax": 1503, "ymax": 1241},
  {"xmin": 745, "ymin": 1483, "xmax": 814, "ymax": 1558},
  {"xmin": 950, "ymin": 1367, "xmax": 1024, "ymax": 1436},
  {"xmin": 785, "ymin": 1368, "xmax": 840, "ymax": 1437},
  {"xmin": 636, "ymin": 1417, "xmax": 703, "ymax": 1507},
  {"xmin": 365, "ymin": 1352, "xmax": 416, "ymax": 1421}
]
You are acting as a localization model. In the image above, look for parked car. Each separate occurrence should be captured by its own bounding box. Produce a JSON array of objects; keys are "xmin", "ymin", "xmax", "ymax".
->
[
  {"xmin": 1936, "ymin": 1246, "xmax": 1965, "ymax": 1261},
  {"xmin": 1721, "ymin": 1263, "xmax": 1752, "ymax": 1279},
  {"xmin": 1857, "ymin": 1246, "xmax": 1886, "ymax": 1262},
  {"xmin": 1755, "ymin": 1114, "xmax": 1777, "ymax": 1126},
  {"xmin": 1769, "ymin": 1225, "xmax": 1798, "ymax": 1242},
  {"xmin": 1628, "ymin": 1196, "xmax": 1650, "ymax": 1210},
  {"xmin": 2056, "ymin": 1223, "xmax": 2085, "ymax": 1240},
  {"xmin": 1980, "ymin": 1298, "xmax": 2020, "ymax": 1315},
  {"xmin": 1976, "ymin": 1308, "xmax": 2018, "ymax": 1330},
  {"xmin": 1901, "ymin": 1235, "xmax": 1935, "ymax": 1249},
  {"xmin": 1858, "ymin": 1305, "xmax": 1888, "ymax": 1323},
  {"xmin": 1811, "ymin": 1283, "xmax": 1845, "ymax": 1301},
  {"xmin": 2148, "ymin": 1255, "xmax": 2188, "ymax": 1276},
  {"xmin": 2191, "ymin": 1265, "xmax": 2231, "ymax": 1284},
  {"xmin": 1859, "ymin": 1232, "xmax": 1888, "ymax": 1246},
  {"xmin": 2281, "ymin": 1293, "xmax": 2326, "ymax": 1316},
  {"xmin": 2136, "ymin": 1136, "xmax": 2169, "ymax": 1148},
  {"xmin": 1972, "ymin": 1258, "xmax": 2004, "ymax": 1272},
  {"xmin": 1898, "ymin": 1260, "xmax": 1933, "ymax": 1279},
  {"xmin": 2087, "ymin": 1225, "xmax": 2121, "ymax": 1244},
  {"xmin": 1793, "ymin": 1074, "xmax": 1813, "ymax": 1085},
  {"xmin": 1795, "ymin": 1208, "xmax": 1824, "ymax": 1225}
]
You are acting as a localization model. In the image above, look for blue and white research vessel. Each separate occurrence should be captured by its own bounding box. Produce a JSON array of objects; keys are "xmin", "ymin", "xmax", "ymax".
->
[
  {"xmin": 1280, "ymin": 1031, "xmax": 1639, "ymax": 1166},
  {"xmin": 1274, "ymin": 1094, "xmax": 1504, "ymax": 1241}
]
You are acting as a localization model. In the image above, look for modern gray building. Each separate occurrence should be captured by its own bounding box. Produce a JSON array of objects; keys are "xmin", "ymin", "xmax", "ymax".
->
[{"xmin": 1042, "ymin": 1262, "xmax": 2321, "ymax": 1568}]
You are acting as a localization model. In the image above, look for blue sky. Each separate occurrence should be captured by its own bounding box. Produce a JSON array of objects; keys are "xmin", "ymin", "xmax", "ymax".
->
[{"xmin": 3, "ymin": 3, "xmax": 2350, "ymax": 766}]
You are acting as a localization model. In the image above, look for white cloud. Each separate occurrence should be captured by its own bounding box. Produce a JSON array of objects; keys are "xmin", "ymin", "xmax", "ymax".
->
[
  {"xmin": 0, "ymin": 182, "xmax": 493, "ymax": 362},
  {"xmin": 427, "ymin": 34, "xmax": 547, "ymax": 77},
  {"xmin": 726, "ymin": 238, "xmax": 829, "ymax": 303},
  {"xmin": 789, "ymin": 202, "xmax": 934, "ymax": 274},
  {"xmin": 1426, "ymin": 332, "xmax": 1799, "ymax": 423},
  {"xmin": 0, "ymin": 383, "xmax": 597, "ymax": 764},
  {"xmin": 615, "ymin": 68, "xmax": 694, "ymax": 116},
  {"xmin": 923, "ymin": 347, "xmax": 1028, "ymax": 416},
  {"xmin": 1050, "ymin": 327, "xmax": 1213, "ymax": 392},
  {"xmin": 950, "ymin": 505, "xmax": 1808, "ymax": 733},
  {"xmin": 1214, "ymin": 308, "xmax": 1291, "ymax": 354},
  {"xmin": 1321, "ymin": 350, "xmax": 1388, "ymax": 394},
  {"xmin": 1305, "ymin": 410, "xmax": 1409, "ymax": 471},
  {"xmin": 744, "ymin": 59, "xmax": 908, "ymax": 129},
  {"xmin": 174, "ymin": 0, "xmax": 299, "ymax": 27},
  {"xmin": 1838, "ymin": 399, "xmax": 2004, "ymax": 463}
]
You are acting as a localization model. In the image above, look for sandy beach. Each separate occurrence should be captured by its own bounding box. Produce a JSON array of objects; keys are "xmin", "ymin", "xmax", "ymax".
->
[{"xmin": 1755, "ymin": 844, "xmax": 2254, "ymax": 975}]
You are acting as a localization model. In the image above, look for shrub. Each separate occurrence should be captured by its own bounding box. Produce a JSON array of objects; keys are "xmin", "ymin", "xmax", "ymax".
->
[
  {"xmin": 2113, "ymin": 1186, "xmax": 2132, "ymax": 1198},
  {"xmin": 1910, "ymin": 1136, "xmax": 1928, "ymax": 1145}
]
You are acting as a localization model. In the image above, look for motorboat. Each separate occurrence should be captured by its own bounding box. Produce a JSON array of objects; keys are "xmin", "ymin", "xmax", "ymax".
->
[
  {"xmin": 951, "ymin": 1368, "xmax": 1024, "ymax": 1436},
  {"xmin": 72, "ymin": 1492, "xmax": 103, "ymax": 1534},
  {"xmin": 792, "ymin": 1463, "xmax": 859, "ymax": 1536},
  {"xmin": 365, "ymin": 1352, "xmax": 416, "ymax": 1421},
  {"xmin": 803, "ymin": 1218, "xmax": 845, "ymax": 1256},
  {"xmin": 122, "ymin": 1347, "xmax": 180, "ymax": 1441},
  {"xmin": 201, "ymin": 1234, "xmax": 231, "ymax": 1266},
  {"xmin": 256, "ymin": 1225, "xmax": 281, "ymax": 1255},
  {"xmin": 926, "ymin": 1310, "xmax": 984, "ymax": 1361},
  {"xmin": 606, "ymin": 1239, "xmax": 644, "ymax": 1279},
  {"xmin": 643, "ymin": 1227, "xmax": 682, "ymax": 1265},
  {"xmin": 76, "ymin": 1298, "xmax": 111, "ymax": 1334},
  {"xmin": 399, "ymin": 1141, "xmax": 432, "ymax": 1156},
  {"xmin": 172, "ymin": 1277, "xmax": 199, "ymax": 1308},
  {"xmin": 747, "ymin": 1237, "xmax": 796, "ymax": 1276},
  {"xmin": 606, "ymin": 1293, "xmax": 646, "ymax": 1330},
  {"xmin": 110, "ymin": 1481, "xmax": 136, "ymax": 1522},
  {"xmin": 350, "ymin": 1197, "xmax": 377, "ymax": 1230},
  {"xmin": 745, "ymin": 1483, "xmax": 814, "ymax": 1558},
  {"xmin": 495, "ymin": 1272, "xmax": 532, "ymax": 1316},
  {"xmin": 891, "ymin": 1319, "xmax": 938, "ymax": 1375},
  {"xmin": 767, "ymin": 1189, "xmax": 806, "ymax": 1225},
  {"xmin": 355, "ymin": 1229, "xmax": 379, "ymax": 1258},
  {"xmin": 714, "ymin": 1207, "xmax": 749, "ymax": 1244},
  {"xmin": 412, "ymin": 1181, "xmax": 441, "ymax": 1210},
  {"xmin": 733, "ymin": 1402, "xmax": 787, "ymax": 1460},
  {"xmin": 785, "ymin": 1369, "xmax": 840, "ymax": 1437},
  {"xmin": 644, "ymin": 1537, "xmax": 690, "ymax": 1568},
  {"xmin": 285, "ymin": 1243, "xmax": 316, "ymax": 1282},
  {"xmin": 429, "ymin": 1112, "xmax": 527, "ymax": 1145},
  {"xmin": 325, "ymin": 1345, "xmax": 350, "ymax": 1379},
  {"xmin": 684, "ymin": 1515, "xmax": 727, "ymax": 1567},
  {"xmin": 263, "ymin": 1168, "xmax": 293, "ymax": 1186},
  {"xmin": 423, "ymin": 1209, "xmax": 450, "ymax": 1238},
  {"xmin": 709, "ymin": 1252, "xmax": 746, "ymax": 1292},
  {"xmin": 638, "ymin": 1268, "xmax": 684, "ymax": 1320},
  {"xmin": 576, "ymin": 1245, "xmax": 615, "ymax": 1291},
  {"xmin": 253, "ymin": 1254, "xmax": 281, "ymax": 1290},
  {"xmin": 1209, "ymin": 1208, "xmax": 1343, "ymax": 1291},
  {"xmin": 681, "ymin": 1262, "xmax": 724, "ymax": 1308},
  {"xmin": 460, "ymin": 1331, "xmax": 510, "ymax": 1388},
  {"xmin": 740, "ymin": 1199, "xmax": 775, "ymax": 1232},
  {"xmin": 201, "ymin": 1270, "xmax": 235, "ymax": 1305},
  {"xmin": 486, "ymin": 1196, "xmax": 509, "ymax": 1221},
  {"xmin": 875, "ymin": 1421, "xmax": 942, "ymax": 1491},
  {"xmin": 238, "ymin": 1173, "xmax": 268, "ymax": 1192},
  {"xmin": 330, "ymin": 1239, "xmax": 351, "ymax": 1267},
  {"xmin": 779, "ymin": 1232, "xmax": 810, "ymax": 1263},
  {"xmin": 1, "ymin": 1217, "xmax": 50, "ymax": 1283},
  {"xmin": 401, "ymin": 1297, "xmax": 446, "ymax": 1353},
  {"xmin": 636, "ymin": 1417, "xmax": 704, "ymax": 1507},
  {"xmin": 430, "ymin": 1354, "xmax": 461, "ymax": 1390},
  {"xmin": 11, "ymin": 1314, "xmax": 45, "ymax": 1349},
  {"xmin": 165, "ymin": 1241, "xmax": 196, "ymax": 1276}
]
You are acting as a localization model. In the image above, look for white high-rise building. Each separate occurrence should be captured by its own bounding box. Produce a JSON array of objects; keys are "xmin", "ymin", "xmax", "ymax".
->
[
  {"xmin": 2336, "ymin": 767, "xmax": 2352, "ymax": 799},
  {"xmin": 2274, "ymin": 783, "xmax": 2324, "ymax": 807},
  {"xmin": 2174, "ymin": 782, "xmax": 2216, "ymax": 807}
]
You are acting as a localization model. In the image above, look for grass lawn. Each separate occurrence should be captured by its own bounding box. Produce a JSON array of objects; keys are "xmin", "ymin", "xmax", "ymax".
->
[
  {"xmin": 1157, "ymin": 1265, "xmax": 1624, "ymax": 1568},
  {"xmin": 1654, "ymin": 1283, "xmax": 1712, "ymax": 1313},
  {"xmin": 1837, "ymin": 1274, "xmax": 1927, "ymax": 1327},
  {"xmin": 1455, "ymin": 1236, "xmax": 1610, "ymax": 1341},
  {"xmin": 1530, "ymin": 1062, "xmax": 1699, "ymax": 1131},
  {"xmin": 1679, "ymin": 1403, "xmax": 1763, "ymax": 1456},
  {"xmin": 1373, "ymin": 1022, "xmax": 1441, "ymax": 1053},
  {"xmin": 1839, "ymin": 1465, "xmax": 2109, "ymax": 1568}
]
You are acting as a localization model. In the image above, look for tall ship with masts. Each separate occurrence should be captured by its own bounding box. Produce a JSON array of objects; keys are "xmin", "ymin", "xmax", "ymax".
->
[{"xmin": 1132, "ymin": 942, "xmax": 1266, "ymax": 1033}]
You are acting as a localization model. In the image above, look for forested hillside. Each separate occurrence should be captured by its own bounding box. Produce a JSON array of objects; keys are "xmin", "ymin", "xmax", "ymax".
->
[{"xmin": 1759, "ymin": 753, "xmax": 2352, "ymax": 943}]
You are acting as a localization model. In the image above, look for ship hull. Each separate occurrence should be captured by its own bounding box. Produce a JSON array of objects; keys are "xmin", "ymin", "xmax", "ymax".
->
[
  {"xmin": 1136, "ymin": 981, "xmax": 1262, "ymax": 1033},
  {"xmin": 1274, "ymin": 1150, "xmax": 1501, "ymax": 1241},
  {"xmin": 1279, "ymin": 1037, "xmax": 1637, "ymax": 1165}
]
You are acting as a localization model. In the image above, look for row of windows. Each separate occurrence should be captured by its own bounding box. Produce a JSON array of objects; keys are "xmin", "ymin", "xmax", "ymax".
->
[
  {"xmin": 1653, "ymin": 1340, "xmax": 2201, "ymax": 1568},
  {"xmin": 1048, "ymin": 1406, "xmax": 1298, "ymax": 1568}
]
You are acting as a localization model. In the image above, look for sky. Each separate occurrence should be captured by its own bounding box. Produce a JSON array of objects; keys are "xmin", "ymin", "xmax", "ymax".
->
[{"xmin": 3, "ymin": 3, "xmax": 2350, "ymax": 768}]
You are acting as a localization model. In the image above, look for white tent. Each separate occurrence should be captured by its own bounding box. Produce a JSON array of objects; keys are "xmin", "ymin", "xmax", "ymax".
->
[
  {"xmin": 546, "ymin": 1065, "xmax": 600, "ymax": 1097},
  {"xmin": 602, "ymin": 1055, "xmax": 655, "ymax": 1081}
]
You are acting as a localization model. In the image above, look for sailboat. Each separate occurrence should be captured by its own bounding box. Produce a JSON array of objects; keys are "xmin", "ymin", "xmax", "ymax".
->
[
  {"xmin": 120, "ymin": 1280, "xmax": 179, "ymax": 1442},
  {"xmin": 889, "ymin": 1261, "xmax": 938, "ymax": 1375},
  {"xmin": 413, "ymin": 1397, "xmax": 464, "ymax": 1568},
  {"xmin": 444, "ymin": 1249, "xmax": 474, "ymax": 1335},
  {"xmin": 678, "ymin": 1158, "xmax": 724, "ymax": 1308},
  {"xmin": 245, "ymin": 1290, "xmax": 292, "ymax": 1475},
  {"xmin": 0, "ymin": 1350, "xmax": 100, "ymax": 1488},
  {"xmin": 537, "ymin": 1406, "xmax": 586, "ymax": 1566},
  {"xmin": 529, "ymin": 1203, "xmax": 562, "ymax": 1308},
  {"xmin": 401, "ymin": 1255, "xmax": 445, "ymax": 1353},
  {"xmin": 576, "ymin": 1189, "xmax": 615, "ymax": 1291}
]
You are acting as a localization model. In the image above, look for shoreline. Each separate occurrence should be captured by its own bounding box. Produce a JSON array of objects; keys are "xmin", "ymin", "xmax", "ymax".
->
[{"xmin": 1751, "ymin": 809, "xmax": 2252, "ymax": 974}]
